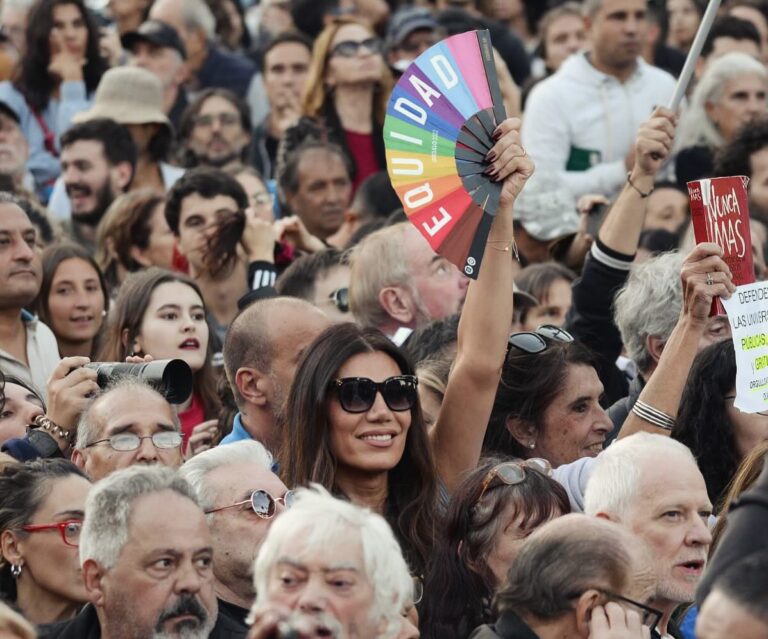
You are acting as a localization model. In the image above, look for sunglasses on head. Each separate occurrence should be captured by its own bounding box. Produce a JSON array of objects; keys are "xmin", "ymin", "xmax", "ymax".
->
[
  {"xmin": 475, "ymin": 458, "xmax": 552, "ymax": 505},
  {"xmin": 333, "ymin": 376, "xmax": 418, "ymax": 413},
  {"xmin": 507, "ymin": 324, "xmax": 574, "ymax": 355},
  {"xmin": 330, "ymin": 37, "xmax": 382, "ymax": 58},
  {"xmin": 205, "ymin": 489, "xmax": 295, "ymax": 519},
  {"xmin": 329, "ymin": 287, "xmax": 349, "ymax": 313}
]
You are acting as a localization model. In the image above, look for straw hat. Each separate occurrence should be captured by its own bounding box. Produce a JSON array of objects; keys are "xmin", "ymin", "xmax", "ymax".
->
[{"xmin": 73, "ymin": 66, "xmax": 171, "ymax": 130}]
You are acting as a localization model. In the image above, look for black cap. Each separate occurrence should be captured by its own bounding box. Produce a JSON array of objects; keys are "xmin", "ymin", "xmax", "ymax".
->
[
  {"xmin": 121, "ymin": 20, "xmax": 187, "ymax": 60},
  {"xmin": 0, "ymin": 99, "xmax": 20, "ymax": 124},
  {"xmin": 386, "ymin": 6, "xmax": 439, "ymax": 47}
]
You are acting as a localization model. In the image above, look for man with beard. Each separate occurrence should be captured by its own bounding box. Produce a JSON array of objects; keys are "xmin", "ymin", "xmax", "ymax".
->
[
  {"xmin": 0, "ymin": 194, "xmax": 59, "ymax": 399},
  {"xmin": 522, "ymin": 0, "xmax": 676, "ymax": 198},
  {"xmin": 220, "ymin": 297, "xmax": 331, "ymax": 453},
  {"xmin": 585, "ymin": 433, "xmax": 713, "ymax": 639},
  {"xmin": 59, "ymin": 119, "xmax": 137, "ymax": 252},
  {"xmin": 45, "ymin": 465, "xmax": 245, "ymax": 638},
  {"xmin": 179, "ymin": 440, "xmax": 290, "ymax": 631},
  {"xmin": 178, "ymin": 89, "xmax": 252, "ymax": 170}
]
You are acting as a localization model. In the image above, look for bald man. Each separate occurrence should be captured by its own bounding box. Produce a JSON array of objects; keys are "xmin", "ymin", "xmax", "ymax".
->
[{"xmin": 221, "ymin": 297, "xmax": 331, "ymax": 452}]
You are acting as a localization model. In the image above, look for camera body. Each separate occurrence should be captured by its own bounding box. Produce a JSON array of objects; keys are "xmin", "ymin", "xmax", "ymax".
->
[{"xmin": 85, "ymin": 359, "xmax": 193, "ymax": 404}]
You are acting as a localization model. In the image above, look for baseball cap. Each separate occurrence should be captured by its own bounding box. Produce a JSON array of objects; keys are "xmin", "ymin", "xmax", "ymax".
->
[
  {"xmin": 386, "ymin": 6, "xmax": 439, "ymax": 48},
  {"xmin": 0, "ymin": 99, "xmax": 20, "ymax": 125},
  {"xmin": 513, "ymin": 172, "xmax": 579, "ymax": 242},
  {"xmin": 121, "ymin": 20, "xmax": 187, "ymax": 60}
]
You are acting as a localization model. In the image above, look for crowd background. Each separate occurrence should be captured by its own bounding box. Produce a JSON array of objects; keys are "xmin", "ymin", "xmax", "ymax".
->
[{"xmin": 0, "ymin": 0, "xmax": 767, "ymax": 638}]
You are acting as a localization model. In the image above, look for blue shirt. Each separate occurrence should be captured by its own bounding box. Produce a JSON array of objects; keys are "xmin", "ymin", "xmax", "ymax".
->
[{"xmin": 220, "ymin": 412, "xmax": 251, "ymax": 445}]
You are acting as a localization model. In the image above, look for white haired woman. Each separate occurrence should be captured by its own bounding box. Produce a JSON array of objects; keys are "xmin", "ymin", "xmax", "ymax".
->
[
  {"xmin": 674, "ymin": 52, "xmax": 768, "ymax": 186},
  {"xmin": 246, "ymin": 486, "xmax": 416, "ymax": 639}
]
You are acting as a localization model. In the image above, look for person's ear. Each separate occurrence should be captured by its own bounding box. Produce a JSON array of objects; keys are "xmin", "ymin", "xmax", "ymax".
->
[
  {"xmin": 646, "ymin": 335, "xmax": 665, "ymax": 367},
  {"xmin": 594, "ymin": 511, "xmax": 620, "ymax": 523},
  {"xmin": 236, "ymin": 367, "xmax": 269, "ymax": 407},
  {"xmin": 82, "ymin": 559, "xmax": 107, "ymax": 607},
  {"xmin": 71, "ymin": 447, "xmax": 86, "ymax": 471},
  {"xmin": 704, "ymin": 99, "xmax": 719, "ymax": 127},
  {"xmin": 124, "ymin": 328, "xmax": 143, "ymax": 357},
  {"xmin": 128, "ymin": 245, "xmax": 153, "ymax": 268},
  {"xmin": 574, "ymin": 589, "xmax": 602, "ymax": 638},
  {"xmin": 175, "ymin": 60, "xmax": 190, "ymax": 85},
  {"xmin": 505, "ymin": 415, "xmax": 537, "ymax": 452},
  {"xmin": 112, "ymin": 161, "xmax": 133, "ymax": 193},
  {"xmin": 379, "ymin": 286, "xmax": 414, "ymax": 326},
  {"xmin": 1, "ymin": 529, "xmax": 24, "ymax": 567}
]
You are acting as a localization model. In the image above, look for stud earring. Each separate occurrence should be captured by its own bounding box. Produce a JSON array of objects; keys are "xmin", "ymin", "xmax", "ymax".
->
[
  {"xmin": 10, "ymin": 564, "xmax": 22, "ymax": 578},
  {"xmin": 529, "ymin": 442, "xmax": 536, "ymax": 449}
]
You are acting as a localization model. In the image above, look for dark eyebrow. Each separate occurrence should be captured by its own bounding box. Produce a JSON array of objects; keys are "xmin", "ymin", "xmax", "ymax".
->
[
  {"xmin": 107, "ymin": 422, "xmax": 176, "ymax": 435},
  {"xmin": 156, "ymin": 304, "xmax": 181, "ymax": 312},
  {"xmin": 55, "ymin": 509, "xmax": 84, "ymax": 519}
]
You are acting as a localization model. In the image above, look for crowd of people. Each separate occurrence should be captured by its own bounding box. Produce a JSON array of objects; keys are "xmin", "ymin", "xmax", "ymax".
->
[{"xmin": 0, "ymin": 0, "xmax": 767, "ymax": 637}]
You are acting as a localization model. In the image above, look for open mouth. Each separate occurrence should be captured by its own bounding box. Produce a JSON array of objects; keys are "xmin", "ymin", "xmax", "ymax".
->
[
  {"xmin": 179, "ymin": 338, "xmax": 200, "ymax": 350},
  {"xmin": 357, "ymin": 432, "xmax": 398, "ymax": 448},
  {"xmin": 584, "ymin": 442, "xmax": 604, "ymax": 455},
  {"xmin": 676, "ymin": 560, "xmax": 705, "ymax": 575},
  {"xmin": 70, "ymin": 315, "xmax": 94, "ymax": 325}
]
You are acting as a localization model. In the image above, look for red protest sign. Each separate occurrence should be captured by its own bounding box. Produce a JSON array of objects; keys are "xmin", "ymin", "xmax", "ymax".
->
[{"xmin": 688, "ymin": 176, "xmax": 755, "ymax": 315}]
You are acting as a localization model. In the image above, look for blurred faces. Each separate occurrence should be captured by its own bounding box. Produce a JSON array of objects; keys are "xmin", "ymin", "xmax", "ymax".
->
[
  {"xmin": 0, "ymin": 111, "xmax": 28, "ymax": 180},
  {"xmin": 284, "ymin": 149, "xmax": 352, "ymax": 240},
  {"xmin": 234, "ymin": 171, "xmax": 274, "ymax": 221},
  {"xmin": 61, "ymin": 140, "xmax": 130, "ymax": 227},
  {"xmin": 265, "ymin": 529, "xmax": 379, "ymax": 637},
  {"xmin": 404, "ymin": 227, "xmax": 469, "ymax": 325},
  {"xmin": 47, "ymin": 258, "xmax": 105, "ymax": 350},
  {"xmin": 587, "ymin": 0, "xmax": 646, "ymax": 74},
  {"xmin": 129, "ymin": 41, "xmax": 185, "ymax": 92},
  {"xmin": 176, "ymin": 193, "xmax": 240, "ymax": 274},
  {"xmin": 6, "ymin": 475, "xmax": 91, "ymax": 616},
  {"xmin": 624, "ymin": 454, "xmax": 712, "ymax": 607},
  {"xmin": 666, "ymin": 0, "xmax": 700, "ymax": 51},
  {"xmin": 730, "ymin": 5, "xmax": 768, "ymax": 63},
  {"xmin": 134, "ymin": 281, "xmax": 209, "ymax": 373},
  {"xmin": 0, "ymin": 2, "xmax": 28, "ymax": 54},
  {"xmin": 263, "ymin": 41, "xmax": 311, "ymax": 111},
  {"xmin": 205, "ymin": 463, "xmax": 289, "ymax": 604},
  {"xmin": 544, "ymin": 13, "xmax": 587, "ymax": 71},
  {"xmin": 724, "ymin": 392, "xmax": 768, "ymax": 458},
  {"xmin": 644, "ymin": 186, "xmax": 689, "ymax": 233},
  {"xmin": 706, "ymin": 36, "xmax": 761, "ymax": 63},
  {"xmin": 0, "ymin": 382, "xmax": 44, "ymax": 444},
  {"xmin": 388, "ymin": 28, "xmax": 440, "ymax": 70},
  {"xmin": 328, "ymin": 351, "xmax": 411, "ymax": 475},
  {"xmin": 0, "ymin": 203, "xmax": 41, "ymax": 310},
  {"xmin": 521, "ymin": 278, "xmax": 572, "ymax": 331},
  {"xmin": 109, "ymin": 0, "xmax": 151, "ymax": 32},
  {"xmin": 85, "ymin": 490, "xmax": 217, "ymax": 638},
  {"xmin": 696, "ymin": 589, "xmax": 768, "ymax": 639},
  {"xmin": 525, "ymin": 363, "xmax": 611, "ymax": 466},
  {"xmin": 706, "ymin": 74, "xmax": 768, "ymax": 143},
  {"xmin": 188, "ymin": 95, "xmax": 250, "ymax": 169},
  {"xmin": 748, "ymin": 147, "xmax": 768, "ymax": 223},
  {"xmin": 326, "ymin": 23, "xmax": 384, "ymax": 88},
  {"xmin": 74, "ymin": 386, "xmax": 183, "ymax": 480},
  {"xmin": 49, "ymin": 3, "xmax": 88, "ymax": 59},
  {"xmin": 699, "ymin": 315, "xmax": 731, "ymax": 352},
  {"xmin": 131, "ymin": 202, "xmax": 176, "ymax": 270}
]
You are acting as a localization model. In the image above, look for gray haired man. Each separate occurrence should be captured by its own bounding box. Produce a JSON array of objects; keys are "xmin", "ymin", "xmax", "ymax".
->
[{"xmin": 44, "ymin": 465, "xmax": 246, "ymax": 638}]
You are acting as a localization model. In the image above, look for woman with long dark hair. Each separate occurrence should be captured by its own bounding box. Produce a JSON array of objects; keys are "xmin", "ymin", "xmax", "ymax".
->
[
  {"xmin": 485, "ymin": 331, "xmax": 613, "ymax": 467},
  {"xmin": 420, "ymin": 457, "xmax": 570, "ymax": 639},
  {"xmin": 673, "ymin": 339, "xmax": 768, "ymax": 507},
  {"xmin": 0, "ymin": 459, "xmax": 91, "ymax": 625},
  {"xmin": 33, "ymin": 243, "xmax": 108, "ymax": 358},
  {"xmin": 97, "ymin": 268, "xmax": 221, "ymax": 454},
  {"xmin": 280, "ymin": 118, "xmax": 535, "ymax": 576},
  {"xmin": 0, "ymin": 0, "xmax": 107, "ymax": 198}
]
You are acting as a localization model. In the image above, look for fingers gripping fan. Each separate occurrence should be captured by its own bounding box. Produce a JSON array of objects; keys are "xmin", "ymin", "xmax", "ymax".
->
[{"xmin": 384, "ymin": 30, "xmax": 506, "ymax": 279}]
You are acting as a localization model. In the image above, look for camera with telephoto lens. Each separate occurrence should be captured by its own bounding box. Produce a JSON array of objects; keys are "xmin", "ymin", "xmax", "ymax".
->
[{"xmin": 84, "ymin": 359, "xmax": 193, "ymax": 404}]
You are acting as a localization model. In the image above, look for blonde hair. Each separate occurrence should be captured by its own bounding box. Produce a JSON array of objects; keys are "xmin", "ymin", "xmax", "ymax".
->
[
  {"xmin": 302, "ymin": 16, "xmax": 393, "ymax": 125},
  {"xmin": 349, "ymin": 223, "xmax": 412, "ymax": 329}
]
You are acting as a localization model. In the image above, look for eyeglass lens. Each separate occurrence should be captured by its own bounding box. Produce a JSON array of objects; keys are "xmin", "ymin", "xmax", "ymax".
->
[
  {"xmin": 508, "ymin": 332, "xmax": 548, "ymax": 354},
  {"xmin": 333, "ymin": 38, "xmax": 381, "ymax": 57},
  {"xmin": 250, "ymin": 489, "xmax": 296, "ymax": 518},
  {"xmin": 109, "ymin": 431, "xmax": 182, "ymax": 451},
  {"xmin": 337, "ymin": 377, "xmax": 417, "ymax": 413}
]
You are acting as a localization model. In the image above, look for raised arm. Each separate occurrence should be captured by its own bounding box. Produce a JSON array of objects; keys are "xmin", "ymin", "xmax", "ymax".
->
[
  {"xmin": 431, "ymin": 118, "xmax": 534, "ymax": 493},
  {"xmin": 618, "ymin": 243, "xmax": 735, "ymax": 438}
]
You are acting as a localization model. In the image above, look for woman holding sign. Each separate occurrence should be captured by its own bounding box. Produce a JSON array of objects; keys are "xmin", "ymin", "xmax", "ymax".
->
[{"xmin": 280, "ymin": 117, "xmax": 534, "ymax": 578}]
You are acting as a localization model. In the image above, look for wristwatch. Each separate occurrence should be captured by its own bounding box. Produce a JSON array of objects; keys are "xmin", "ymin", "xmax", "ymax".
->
[{"xmin": 27, "ymin": 428, "xmax": 64, "ymax": 458}]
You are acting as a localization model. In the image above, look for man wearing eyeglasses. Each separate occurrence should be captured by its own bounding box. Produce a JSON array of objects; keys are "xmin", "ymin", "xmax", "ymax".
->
[
  {"xmin": 180, "ymin": 440, "xmax": 291, "ymax": 632},
  {"xmin": 71, "ymin": 378, "xmax": 183, "ymax": 481}
]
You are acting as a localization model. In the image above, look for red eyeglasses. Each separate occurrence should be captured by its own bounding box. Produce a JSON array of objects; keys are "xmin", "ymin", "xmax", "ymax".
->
[{"xmin": 21, "ymin": 520, "xmax": 83, "ymax": 547}]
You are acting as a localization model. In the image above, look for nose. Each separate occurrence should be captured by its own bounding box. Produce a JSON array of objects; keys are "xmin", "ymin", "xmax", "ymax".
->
[
  {"xmin": 593, "ymin": 407, "xmax": 612, "ymax": 434},
  {"xmin": 366, "ymin": 389, "xmax": 392, "ymax": 420},
  {"xmin": 13, "ymin": 237, "xmax": 35, "ymax": 263},
  {"xmin": 22, "ymin": 401, "xmax": 44, "ymax": 426},
  {"xmin": 174, "ymin": 560, "xmax": 205, "ymax": 595},
  {"xmin": 297, "ymin": 577, "xmax": 328, "ymax": 614},
  {"xmin": 687, "ymin": 515, "xmax": 713, "ymax": 547},
  {"xmin": 747, "ymin": 94, "xmax": 765, "ymax": 117},
  {"xmin": 134, "ymin": 435, "xmax": 160, "ymax": 463}
]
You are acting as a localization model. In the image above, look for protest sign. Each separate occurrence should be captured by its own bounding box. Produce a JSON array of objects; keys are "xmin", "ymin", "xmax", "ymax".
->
[
  {"xmin": 722, "ymin": 281, "xmax": 768, "ymax": 413},
  {"xmin": 688, "ymin": 176, "xmax": 755, "ymax": 315}
]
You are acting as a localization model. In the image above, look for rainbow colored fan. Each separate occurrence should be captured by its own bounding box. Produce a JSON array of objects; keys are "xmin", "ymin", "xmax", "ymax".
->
[{"xmin": 384, "ymin": 29, "xmax": 506, "ymax": 279}]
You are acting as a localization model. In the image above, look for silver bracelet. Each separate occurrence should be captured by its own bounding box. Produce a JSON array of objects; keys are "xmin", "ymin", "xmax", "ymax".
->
[{"xmin": 632, "ymin": 399, "xmax": 675, "ymax": 431}]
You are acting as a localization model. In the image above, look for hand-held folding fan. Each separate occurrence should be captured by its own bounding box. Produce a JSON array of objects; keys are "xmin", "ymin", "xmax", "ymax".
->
[{"xmin": 384, "ymin": 29, "xmax": 506, "ymax": 279}]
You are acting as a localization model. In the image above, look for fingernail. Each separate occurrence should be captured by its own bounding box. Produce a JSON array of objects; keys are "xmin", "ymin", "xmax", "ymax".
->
[
  {"xmin": 486, "ymin": 150, "xmax": 497, "ymax": 162},
  {"xmin": 492, "ymin": 128, "xmax": 503, "ymax": 140},
  {"xmin": 484, "ymin": 165, "xmax": 496, "ymax": 176}
]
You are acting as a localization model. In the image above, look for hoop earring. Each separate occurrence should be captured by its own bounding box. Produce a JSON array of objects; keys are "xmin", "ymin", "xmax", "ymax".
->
[{"xmin": 10, "ymin": 564, "xmax": 22, "ymax": 578}]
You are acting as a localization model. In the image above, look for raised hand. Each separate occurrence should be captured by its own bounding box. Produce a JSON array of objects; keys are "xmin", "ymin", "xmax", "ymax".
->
[{"xmin": 485, "ymin": 117, "xmax": 535, "ymax": 208}]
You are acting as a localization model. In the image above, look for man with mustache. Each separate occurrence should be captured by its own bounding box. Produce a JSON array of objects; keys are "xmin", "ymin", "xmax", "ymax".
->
[
  {"xmin": 585, "ymin": 433, "xmax": 713, "ymax": 639},
  {"xmin": 59, "ymin": 118, "xmax": 137, "ymax": 252},
  {"xmin": 44, "ymin": 465, "xmax": 245, "ymax": 638},
  {"xmin": 522, "ymin": 0, "xmax": 677, "ymax": 198}
]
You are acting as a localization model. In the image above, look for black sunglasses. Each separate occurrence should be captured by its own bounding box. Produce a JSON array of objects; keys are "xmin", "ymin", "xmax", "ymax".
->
[
  {"xmin": 508, "ymin": 324, "xmax": 574, "ymax": 354},
  {"xmin": 330, "ymin": 37, "xmax": 382, "ymax": 58},
  {"xmin": 333, "ymin": 376, "xmax": 418, "ymax": 413}
]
